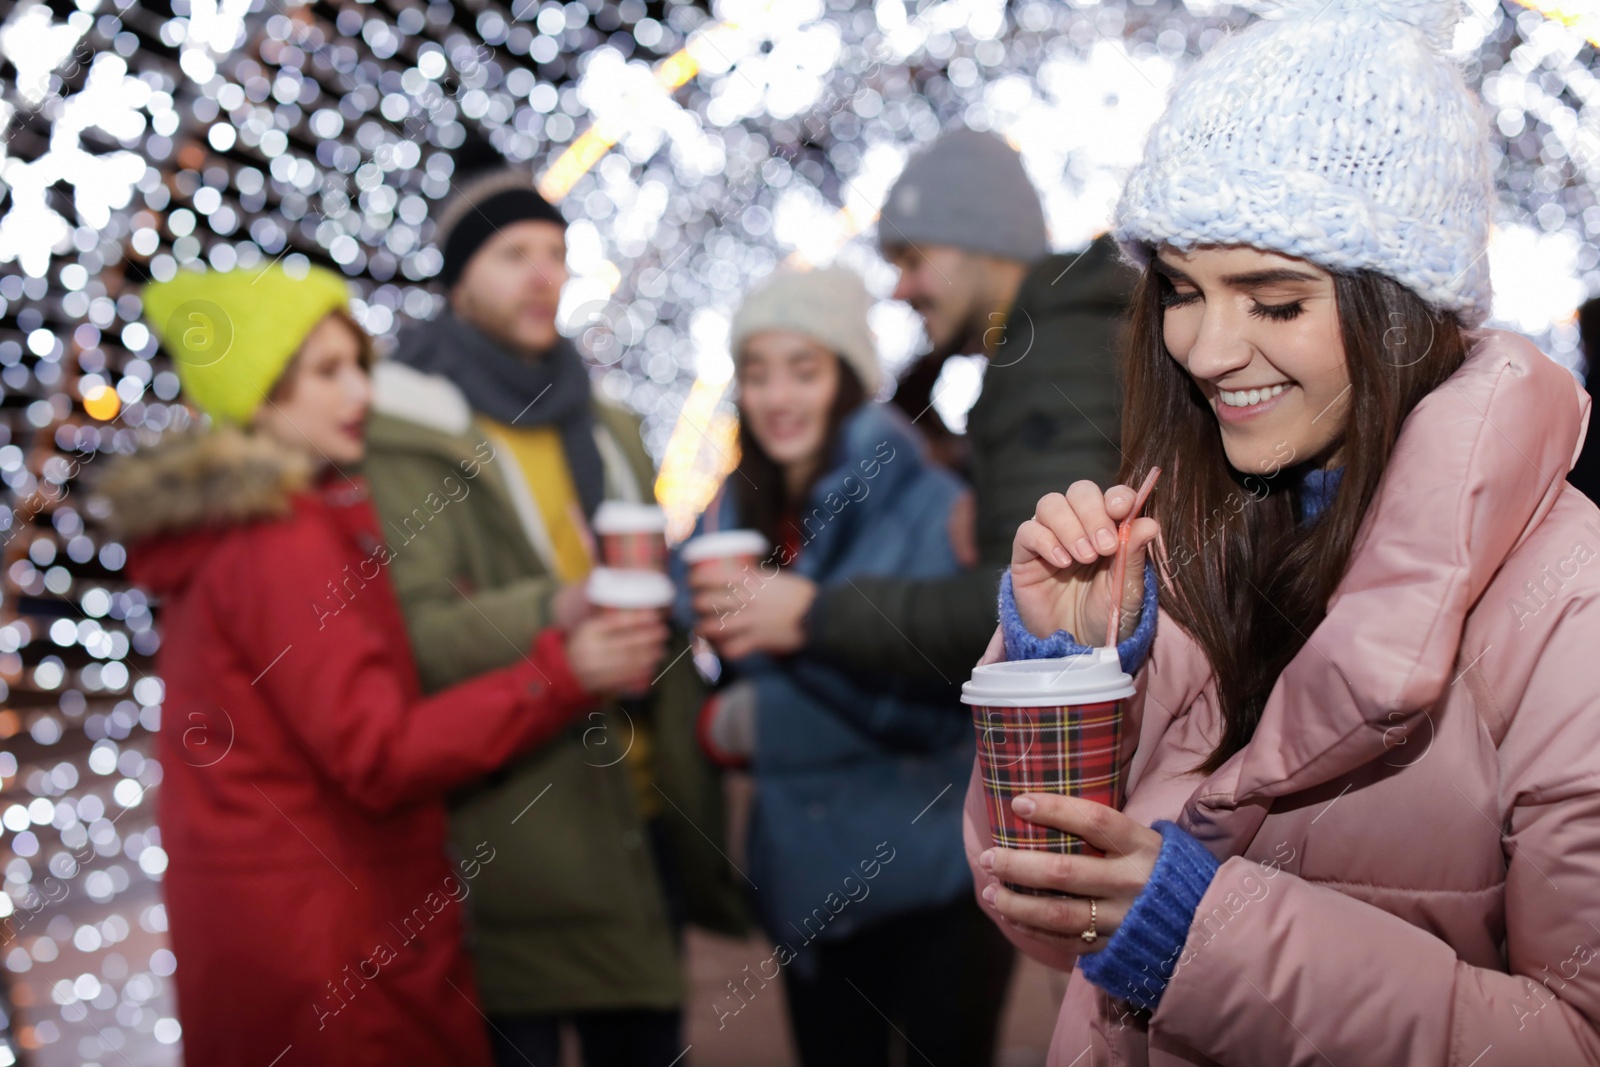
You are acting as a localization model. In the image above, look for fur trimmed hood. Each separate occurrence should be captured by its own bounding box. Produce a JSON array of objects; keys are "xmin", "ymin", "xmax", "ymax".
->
[{"xmin": 97, "ymin": 427, "xmax": 314, "ymax": 544}]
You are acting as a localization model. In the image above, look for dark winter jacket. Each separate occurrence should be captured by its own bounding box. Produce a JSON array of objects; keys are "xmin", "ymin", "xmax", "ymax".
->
[
  {"xmin": 808, "ymin": 235, "xmax": 1135, "ymax": 681},
  {"xmin": 673, "ymin": 404, "xmax": 975, "ymax": 971},
  {"xmin": 359, "ymin": 359, "xmax": 746, "ymax": 1016},
  {"xmin": 100, "ymin": 428, "xmax": 593, "ymax": 1067}
]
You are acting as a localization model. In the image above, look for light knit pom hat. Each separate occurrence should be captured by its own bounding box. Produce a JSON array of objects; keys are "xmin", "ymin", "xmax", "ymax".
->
[
  {"xmin": 1114, "ymin": 0, "xmax": 1494, "ymax": 326},
  {"xmin": 730, "ymin": 266, "xmax": 881, "ymax": 394}
]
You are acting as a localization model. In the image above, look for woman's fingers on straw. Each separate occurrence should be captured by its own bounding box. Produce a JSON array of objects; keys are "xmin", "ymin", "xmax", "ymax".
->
[
  {"xmin": 1127, "ymin": 516, "xmax": 1160, "ymax": 558},
  {"xmin": 1103, "ymin": 484, "xmax": 1136, "ymax": 522},
  {"xmin": 1014, "ymin": 518, "xmax": 1073, "ymax": 570},
  {"xmin": 1035, "ymin": 494, "xmax": 1094, "ymax": 564},
  {"xmin": 1125, "ymin": 517, "xmax": 1160, "ymax": 597},
  {"xmin": 1064, "ymin": 481, "xmax": 1118, "ymax": 555}
]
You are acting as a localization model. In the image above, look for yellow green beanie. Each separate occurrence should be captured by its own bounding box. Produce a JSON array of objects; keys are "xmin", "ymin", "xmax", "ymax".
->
[{"xmin": 141, "ymin": 263, "xmax": 352, "ymax": 425}]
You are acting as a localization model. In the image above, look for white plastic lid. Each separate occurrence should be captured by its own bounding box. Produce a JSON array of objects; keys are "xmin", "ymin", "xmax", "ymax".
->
[
  {"xmin": 592, "ymin": 501, "xmax": 668, "ymax": 534},
  {"xmin": 586, "ymin": 567, "xmax": 676, "ymax": 609},
  {"xmin": 681, "ymin": 529, "xmax": 770, "ymax": 564},
  {"xmin": 961, "ymin": 648, "xmax": 1135, "ymax": 707}
]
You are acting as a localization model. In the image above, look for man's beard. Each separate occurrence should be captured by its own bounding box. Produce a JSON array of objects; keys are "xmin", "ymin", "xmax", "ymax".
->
[
  {"xmin": 459, "ymin": 298, "xmax": 554, "ymax": 362},
  {"xmin": 916, "ymin": 301, "xmax": 988, "ymax": 362}
]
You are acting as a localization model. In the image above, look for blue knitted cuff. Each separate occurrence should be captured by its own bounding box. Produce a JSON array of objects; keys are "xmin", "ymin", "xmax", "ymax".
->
[
  {"xmin": 997, "ymin": 561, "xmax": 1158, "ymax": 675},
  {"xmin": 1078, "ymin": 820, "xmax": 1221, "ymax": 1011}
]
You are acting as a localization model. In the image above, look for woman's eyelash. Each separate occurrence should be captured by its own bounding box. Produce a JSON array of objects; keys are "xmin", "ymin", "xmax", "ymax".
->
[
  {"xmin": 1249, "ymin": 301, "xmax": 1305, "ymax": 322},
  {"xmin": 1158, "ymin": 288, "xmax": 1305, "ymax": 322}
]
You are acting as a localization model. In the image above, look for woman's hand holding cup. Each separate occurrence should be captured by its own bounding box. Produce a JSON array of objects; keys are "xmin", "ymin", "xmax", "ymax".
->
[
  {"xmin": 977, "ymin": 794, "xmax": 1162, "ymax": 949},
  {"xmin": 1012, "ymin": 481, "xmax": 1161, "ymax": 646}
]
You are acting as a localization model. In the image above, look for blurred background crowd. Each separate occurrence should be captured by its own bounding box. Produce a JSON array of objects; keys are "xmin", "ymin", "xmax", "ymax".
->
[{"xmin": 3, "ymin": 0, "xmax": 1600, "ymax": 1064}]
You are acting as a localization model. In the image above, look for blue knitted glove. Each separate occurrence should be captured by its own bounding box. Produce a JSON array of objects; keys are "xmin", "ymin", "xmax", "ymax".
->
[
  {"xmin": 997, "ymin": 560, "xmax": 1158, "ymax": 674},
  {"xmin": 1078, "ymin": 820, "xmax": 1221, "ymax": 1011}
]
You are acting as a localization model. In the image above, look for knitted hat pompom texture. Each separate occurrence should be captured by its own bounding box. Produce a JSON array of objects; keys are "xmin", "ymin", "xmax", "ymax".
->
[
  {"xmin": 730, "ymin": 266, "xmax": 882, "ymax": 395},
  {"xmin": 1114, "ymin": 0, "xmax": 1494, "ymax": 326}
]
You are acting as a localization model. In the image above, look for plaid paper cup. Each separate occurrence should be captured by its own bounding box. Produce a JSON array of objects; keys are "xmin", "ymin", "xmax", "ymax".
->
[
  {"xmin": 962, "ymin": 650, "xmax": 1135, "ymax": 895},
  {"xmin": 593, "ymin": 502, "xmax": 670, "ymax": 572}
]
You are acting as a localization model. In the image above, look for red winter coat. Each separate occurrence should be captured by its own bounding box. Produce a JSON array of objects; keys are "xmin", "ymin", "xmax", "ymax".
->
[{"xmin": 106, "ymin": 429, "xmax": 594, "ymax": 1067}]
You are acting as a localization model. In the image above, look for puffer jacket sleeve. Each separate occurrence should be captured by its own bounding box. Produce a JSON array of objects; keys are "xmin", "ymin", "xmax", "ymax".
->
[
  {"xmin": 807, "ymin": 405, "xmax": 1008, "ymax": 684},
  {"xmin": 365, "ymin": 452, "xmax": 561, "ymax": 694},
  {"xmin": 217, "ymin": 512, "xmax": 595, "ymax": 816},
  {"xmin": 775, "ymin": 651, "xmax": 969, "ymax": 752},
  {"xmin": 809, "ymin": 567, "xmax": 1006, "ymax": 684},
  {"xmin": 391, "ymin": 570, "xmax": 561, "ymax": 693},
  {"xmin": 1154, "ymin": 600, "xmax": 1600, "ymax": 1067}
]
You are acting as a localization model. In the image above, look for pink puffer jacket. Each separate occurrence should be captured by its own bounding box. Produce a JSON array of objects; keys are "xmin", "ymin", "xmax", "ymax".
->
[{"xmin": 964, "ymin": 329, "xmax": 1600, "ymax": 1066}]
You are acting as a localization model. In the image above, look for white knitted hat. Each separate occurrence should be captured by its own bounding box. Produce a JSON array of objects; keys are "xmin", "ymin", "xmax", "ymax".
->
[
  {"xmin": 1114, "ymin": 0, "xmax": 1494, "ymax": 326},
  {"xmin": 730, "ymin": 266, "xmax": 882, "ymax": 394}
]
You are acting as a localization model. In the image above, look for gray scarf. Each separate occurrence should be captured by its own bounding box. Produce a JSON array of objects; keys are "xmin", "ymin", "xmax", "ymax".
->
[{"xmin": 391, "ymin": 311, "xmax": 606, "ymax": 519}]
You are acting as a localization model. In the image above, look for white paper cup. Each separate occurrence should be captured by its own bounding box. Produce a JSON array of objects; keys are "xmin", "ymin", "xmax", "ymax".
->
[
  {"xmin": 680, "ymin": 530, "xmax": 770, "ymax": 581},
  {"xmin": 586, "ymin": 567, "xmax": 676, "ymax": 612}
]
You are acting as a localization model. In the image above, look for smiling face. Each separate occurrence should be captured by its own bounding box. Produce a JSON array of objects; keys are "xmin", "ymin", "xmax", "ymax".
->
[
  {"xmin": 884, "ymin": 242, "xmax": 1028, "ymax": 358},
  {"xmin": 451, "ymin": 218, "xmax": 569, "ymax": 358},
  {"xmin": 887, "ymin": 243, "xmax": 982, "ymax": 354},
  {"xmin": 736, "ymin": 330, "xmax": 842, "ymax": 477},
  {"xmin": 1156, "ymin": 245, "xmax": 1350, "ymax": 474},
  {"xmin": 253, "ymin": 312, "xmax": 372, "ymax": 468}
]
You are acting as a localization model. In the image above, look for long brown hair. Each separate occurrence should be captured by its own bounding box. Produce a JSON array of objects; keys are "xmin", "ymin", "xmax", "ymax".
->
[
  {"xmin": 732, "ymin": 358, "xmax": 867, "ymax": 553},
  {"xmin": 1120, "ymin": 263, "xmax": 1470, "ymax": 773}
]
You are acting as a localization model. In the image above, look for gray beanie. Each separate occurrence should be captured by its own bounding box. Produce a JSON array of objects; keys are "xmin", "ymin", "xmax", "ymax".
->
[
  {"xmin": 877, "ymin": 128, "xmax": 1049, "ymax": 263},
  {"xmin": 730, "ymin": 266, "xmax": 881, "ymax": 395}
]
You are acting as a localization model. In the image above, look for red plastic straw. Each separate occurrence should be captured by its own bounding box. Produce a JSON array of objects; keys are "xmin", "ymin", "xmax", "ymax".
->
[{"xmin": 1104, "ymin": 467, "xmax": 1162, "ymax": 648}]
